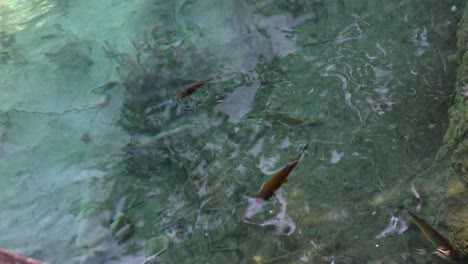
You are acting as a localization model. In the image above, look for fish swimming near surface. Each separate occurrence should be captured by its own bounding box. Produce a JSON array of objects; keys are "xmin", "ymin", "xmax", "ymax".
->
[
  {"xmin": 176, "ymin": 77, "xmax": 213, "ymax": 100},
  {"xmin": 406, "ymin": 209, "xmax": 459, "ymax": 262},
  {"xmin": 244, "ymin": 144, "xmax": 309, "ymax": 219},
  {"xmin": 256, "ymin": 144, "xmax": 309, "ymax": 201}
]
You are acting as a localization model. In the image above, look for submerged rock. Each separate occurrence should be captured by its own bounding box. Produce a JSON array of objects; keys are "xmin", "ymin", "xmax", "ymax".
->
[{"xmin": 433, "ymin": 2, "xmax": 468, "ymax": 258}]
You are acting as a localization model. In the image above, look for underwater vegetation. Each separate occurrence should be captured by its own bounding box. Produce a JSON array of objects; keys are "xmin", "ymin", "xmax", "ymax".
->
[{"xmin": 16, "ymin": 0, "xmax": 462, "ymax": 263}]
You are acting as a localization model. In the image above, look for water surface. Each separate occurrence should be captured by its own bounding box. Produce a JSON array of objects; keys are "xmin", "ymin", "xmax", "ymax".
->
[{"xmin": 0, "ymin": 0, "xmax": 461, "ymax": 263}]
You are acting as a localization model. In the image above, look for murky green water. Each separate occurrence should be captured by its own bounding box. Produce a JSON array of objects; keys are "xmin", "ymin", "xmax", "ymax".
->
[{"xmin": 0, "ymin": 0, "xmax": 462, "ymax": 263}]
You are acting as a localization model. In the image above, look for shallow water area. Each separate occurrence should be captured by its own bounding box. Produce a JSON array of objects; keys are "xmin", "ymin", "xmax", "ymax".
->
[{"xmin": 0, "ymin": 0, "xmax": 463, "ymax": 263}]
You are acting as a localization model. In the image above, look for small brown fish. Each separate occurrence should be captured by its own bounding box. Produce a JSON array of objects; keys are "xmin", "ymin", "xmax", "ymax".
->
[
  {"xmin": 176, "ymin": 77, "xmax": 213, "ymax": 100},
  {"xmin": 256, "ymin": 144, "xmax": 308, "ymax": 201},
  {"xmin": 406, "ymin": 209, "xmax": 459, "ymax": 262}
]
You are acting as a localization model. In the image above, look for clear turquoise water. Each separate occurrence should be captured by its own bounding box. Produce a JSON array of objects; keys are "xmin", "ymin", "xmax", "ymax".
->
[{"xmin": 0, "ymin": 0, "xmax": 461, "ymax": 263}]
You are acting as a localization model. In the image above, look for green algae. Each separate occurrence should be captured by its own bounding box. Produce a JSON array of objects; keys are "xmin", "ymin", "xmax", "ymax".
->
[
  {"xmin": 92, "ymin": 0, "xmax": 467, "ymax": 263},
  {"xmin": 432, "ymin": 1, "xmax": 468, "ymax": 258}
]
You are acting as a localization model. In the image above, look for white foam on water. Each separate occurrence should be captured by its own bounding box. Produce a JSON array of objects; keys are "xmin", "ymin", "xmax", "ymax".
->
[
  {"xmin": 329, "ymin": 150, "xmax": 344, "ymax": 164},
  {"xmin": 244, "ymin": 197, "xmax": 266, "ymax": 219},
  {"xmin": 244, "ymin": 190, "xmax": 296, "ymax": 236},
  {"xmin": 376, "ymin": 216, "xmax": 408, "ymax": 239},
  {"xmin": 259, "ymin": 190, "xmax": 296, "ymax": 235}
]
